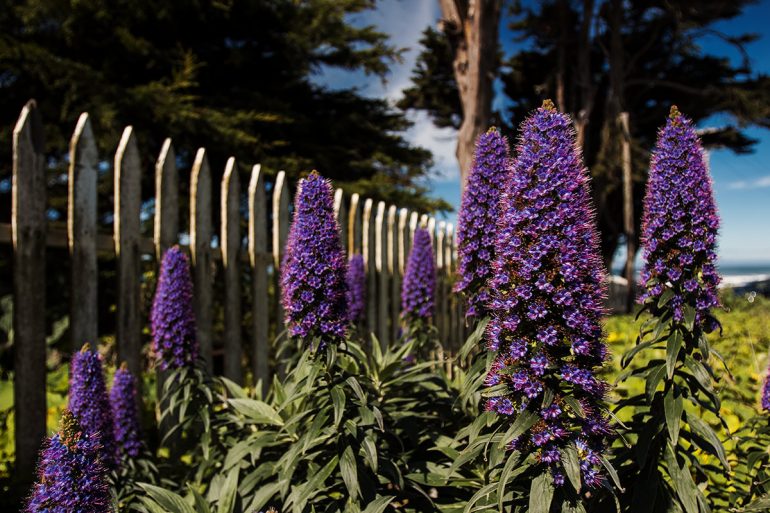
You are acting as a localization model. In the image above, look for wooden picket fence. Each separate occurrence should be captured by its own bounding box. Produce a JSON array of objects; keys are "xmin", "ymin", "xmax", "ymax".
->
[{"xmin": 3, "ymin": 100, "xmax": 467, "ymax": 480}]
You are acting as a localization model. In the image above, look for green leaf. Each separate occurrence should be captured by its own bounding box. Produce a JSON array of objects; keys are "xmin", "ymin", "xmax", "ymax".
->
[
  {"xmin": 331, "ymin": 386, "xmax": 346, "ymax": 427},
  {"xmin": 228, "ymin": 398, "xmax": 283, "ymax": 425},
  {"xmin": 497, "ymin": 450, "xmax": 521, "ymax": 511},
  {"xmin": 686, "ymin": 413, "xmax": 729, "ymax": 470},
  {"xmin": 361, "ymin": 495, "xmax": 394, "ymax": 513},
  {"xmin": 460, "ymin": 317, "xmax": 489, "ymax": 360},
  {"xmin": 188, "ymin": 485, "xmax": 211, "ymax": 513},
  {"xmin": 138, "ymin": 483, "xmax": 197, "ymax": 513},
  {"xmin": 498, "ymin": 409, "xmax": 538, "ymax": 448},
  {"xmin": 666, "ymin": 330, "xmax": 683, "ymax": 379},
  {"xmin": 740, "ymin": 494, "xmax": 770, "ymax": 512},
  {"xmin": 646, "ymin": 364, "xmax": 666, "ymax": 401},
  {"xmin": 621, "ymin": 338, "xmax": 657, "ymax": 369},
  {"xmin": 599, "ymin": 455, "xmax": 624, "ymax": 492},
  {"xmin": 658, "ymin": 288, "xmax": 675, "ymax": 308},
  {"xmin": 663, "ymin": 442, "xmax": 698, "ymax": 513},
  {"xmin": 340, "ymin": 445, "xmax": 360, "ymax": 500},
  {"xmin": 346, "ymin": 377, "xmax": 367, "ymax": 404},
  {"xmin": 362, "ymin": 436, "xmax": 378, "ymax": 473},
  {"xmin": 562, "ymin": 443, "xmax": 582, "ymax": 493},
  {"xmin": 247, "ymin": 481, "xmax": 284, "ymax": 513},
  {"xmin": 529, "ymin": 471, "xmax": 555, "ymax": 513},
  {"xmin": 217, "ymin": 467, "xmax": 239, "ymax": 513},
  {"xmin": 683, "ymin": 305, "xmax": 696, "ymax": 331},
  {"xmin": 664, "ymin": 387, "xmax": 684, "ymax": 445}
]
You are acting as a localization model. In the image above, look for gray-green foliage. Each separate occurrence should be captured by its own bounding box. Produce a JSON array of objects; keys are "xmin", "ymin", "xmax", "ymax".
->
[{"xmin": 142, "ymin": 333, "xmax": 466, "ymax": 513}]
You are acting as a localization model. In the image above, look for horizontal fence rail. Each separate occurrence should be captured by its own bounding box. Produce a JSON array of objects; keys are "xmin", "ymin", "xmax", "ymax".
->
[{"xmin": 3, "ymin": 102, "xmax": 465, "ymax": 481}]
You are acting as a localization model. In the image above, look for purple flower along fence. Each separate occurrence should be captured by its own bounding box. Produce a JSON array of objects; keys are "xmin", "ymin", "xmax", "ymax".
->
[{"xmin": 4, "ymin": 100, "xmax": 465, "ymax": 480}]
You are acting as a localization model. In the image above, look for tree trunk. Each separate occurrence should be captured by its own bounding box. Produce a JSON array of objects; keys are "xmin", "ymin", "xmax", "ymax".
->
[
  {"xmin": 439, "ymin": 0, "xmax": 501, "ymax": 189},
  {"xmin": 574, "ymin": 0, "xmax": 594, "ymax": 149}
]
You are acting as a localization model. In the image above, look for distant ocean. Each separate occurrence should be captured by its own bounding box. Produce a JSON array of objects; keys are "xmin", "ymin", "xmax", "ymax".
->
[{"xmin": 610, "ymin": 262, "xmax": 770, "ymax": 288}]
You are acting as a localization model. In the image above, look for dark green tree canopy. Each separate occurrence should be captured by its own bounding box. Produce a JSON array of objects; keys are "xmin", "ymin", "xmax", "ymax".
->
[{"xmin": 0, "ymin": 0, "xmax": 451, "ymax": 222}]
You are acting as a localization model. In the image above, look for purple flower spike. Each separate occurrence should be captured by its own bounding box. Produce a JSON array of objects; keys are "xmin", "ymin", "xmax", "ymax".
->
[
  {"xmin": 762, "ymin": 366, "xmax": 770, "ymax": 412},
  {"xmin": 401, "ymin": 228, "xmax": 436, "ymax": 321},
  {"xmin": 27, "ymin": 410, "xmax": 112, "ymax": 513},
  {"xmin": 280, "ymin": 172, "xmax": 348, "ymax": 341},
  {"xmin": 486, "ymin": 100, "xmax": 610, "ymax": 488},
  {"xmin": 456, "ymin": 127, "xmax": 510, "ymax": 318},
  {"xmin": 69, "ymin": 344, "xmax": 117, "ymax": 469},
  {"xmin": 639, "ymin": 106, "xmax": 721, "ymax": 329},
  {"xmin": 346, "ymin": 254, "xmax": 366, "ymax": 323},
  {"xmin": 151, "ymin": 246, "xmax": 198, "ymax": 370},
  {"xmin": 110, "ymin": 364, "xmax": 143, "ymax": 459}
]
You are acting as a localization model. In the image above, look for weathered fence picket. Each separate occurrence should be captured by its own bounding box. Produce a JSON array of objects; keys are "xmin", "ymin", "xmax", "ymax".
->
[
  {"xmin": 4, "ymin": 103, "xmax": 465, "ymax": 472},
  {"xmin": 68, "ymin": 113, "xmax": 98, "ymax": 352},
  {"xmin": 154, "ymin": 138, "xmax": 179, "ymax": 260},
  {"xmin": 248, "ymin": 165, "xmax": 269, "ymax": 393},
  {"xmin": 190, "ymin": 148, "xmax": 214, "ymax": 372},
  {"xmin": 221, "ymin": 157, "xmax": 242, "ymax": 383},
  {"xmin": 12, "ymin": 100, "xmax": 47, "ymax": 484},
  {"xmin": 114, "ymin": 127, "xmax": 143, "ymax": 380}
]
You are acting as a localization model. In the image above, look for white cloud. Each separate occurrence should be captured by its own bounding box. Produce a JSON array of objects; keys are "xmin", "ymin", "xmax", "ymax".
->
[
  {"xmin": 406, "ymin": 110, "xmax": 460, "ymax": 182},
  {"xmin": 726, "ymin": 175, "xmax": 770, "ymax": 190}
]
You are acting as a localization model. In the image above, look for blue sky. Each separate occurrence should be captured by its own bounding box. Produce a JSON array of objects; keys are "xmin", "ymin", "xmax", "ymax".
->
[{"xmin": 316, "ymin": 0, "xmax": 770, "ymax": 265}]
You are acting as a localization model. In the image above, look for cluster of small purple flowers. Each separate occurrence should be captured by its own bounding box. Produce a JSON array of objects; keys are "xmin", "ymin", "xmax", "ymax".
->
[
  {"xmin": 281, "ymin": 172, "xmax": 348, "ymax": 340},
  {"xmin": 638, "ymin": 106, "xmax": 720, "ymax": 330},
  {"xmin": 762, "ymin": 369, "xmax": 770, "ymax": 412},
  {"xmin": 151, "ymin": 246, "xmax": 199, "ymax": 369},
  {"xmin": 69, "ymin": 345, "xmax": 118, "ymax": 469},
  {"xmin": 27, "ymin": 410, "xmax": 112, "ymax": 513},
  {"xmin": 455, "ymin": 128, "xmax": 510, "ymax": 318},
  {"xmin": 110, "ymin": 364, "xmax": 144, "ymax": 458},
  {"xmin": 346, "ymin": 254, "xmax": 366, "ymax": 323},
  {"xmin": 401, "ymin": 228, "xmax": 436, "ymax": 321},
  {"xmin": 484, "ymin": 101, "xmax": 610, "ymax": 488}
]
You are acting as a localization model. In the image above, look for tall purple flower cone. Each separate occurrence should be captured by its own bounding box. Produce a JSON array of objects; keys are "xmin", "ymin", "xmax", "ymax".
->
[
  {"xmin": 401, "ymin": 228, "xmax": 436, "ymax": 321},
  {"xmin": 762, "ymin": 364, "xmax": 770, "ymax": 412},
  {"xmin": 346, "ymin": 254, "xmax": 366, "ymax": 324},
  {"xmin": 485, "ymin": 100, "xmax": 611, "ymax": 488},
  {"xmin": 151, "ymin": 245, "xmax": 198, "ymax": 369},
  {"xmin": 280, "ymin": 172, "xmax": 348, "ymax": 341},
  {"xmin": 27, "ymin": 410, "xmax": 112, "ymax": 513},
  {"xmin": 69, "ymin": 344, "xmax": 117, "ymax": 469},
  {"xmin": 110, "ymin": 364, "xmax": 143, "ymax": 459},
  {"xmin": 455, "ymin": 127, "xmax": 510, "ymax": 318},
  {"xmin": 639, "ymin": 106, "xmax": 721, "ymax": 329}
]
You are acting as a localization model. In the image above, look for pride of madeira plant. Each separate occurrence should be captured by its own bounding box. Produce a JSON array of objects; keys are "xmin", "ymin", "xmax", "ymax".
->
[
  {"xmin": 26, "ymin": 410, "xmax": 113, "ymax": 513},
  {"xmin": 613, "ymin": 107, "xmax": 727, "ymax": 513},
  {"xmin": 446, "ymin": 101, "xmax": 616, "ymax": 513}
]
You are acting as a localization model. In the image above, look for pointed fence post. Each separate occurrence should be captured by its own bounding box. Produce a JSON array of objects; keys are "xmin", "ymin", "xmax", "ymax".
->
[
  {"xmin": 190, "ymin": 148, "xmax": 214, "ymax": 372},
  {"xmin": 272, "ymin": 171, "xmax": 289, "ymax": 335},
  {"xmin": 375, "ymin": 201, "xmax": 389, "ymax": 348},
  {"xmin": 334, "ymin": 188, "xmax": 347, "ymax": 255},
  {"xmin": 362, "ymin": 198, "xmax": 377, "ymax": 335},
  {"xmin": 12, "ymin": 100, "xmax": 47, "ymax": 485},
  {"xmin": 388, "ymin": 205, "xmax": 400, "ymax": 342},
  {"xmin": 348, "ymin": 193, "xmax": 362, "ymax": 256},
  {"xmin": 154, "ymin": 138, "xmax": 178, "ymax": 260},
  {"xmin": 222, "ymin": 157, "xmax": 242, "ymax": 383},
  {"xmin": 68, "ymin": 113, "xmax": 98, "ymax": 351},
  {"xmin": 248, "ymin": 165, "xmax": 269, "ymax": 394},
  {"xmin": 114, "ymin": 127, "xmax": 142, "ymax": 381}
]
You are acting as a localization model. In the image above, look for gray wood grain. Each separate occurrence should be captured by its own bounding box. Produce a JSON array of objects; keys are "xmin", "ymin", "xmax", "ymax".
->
[
  {"xmin": 114, "ymin": 126, "xmax": 143, "ymax": 381},
  {"xmin": 221, "ymin": 157, "xmax": 242, "ymax": 383},
  {"xmin": 248, "ymin": 164, "xmax": 269, "ymax": 394},
  {"xmin": 68, "ymin": 113, "xmax": 98, "ymax": 351},
  {"xmin": 190, "ymin": 148, "xmax": 214, "ymax": 372},
  {"xmin": 12, "ymin": 100, "xmax": 47, "ymax": 484}
]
